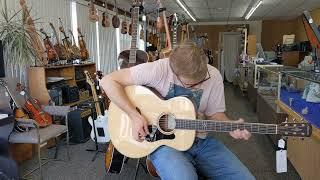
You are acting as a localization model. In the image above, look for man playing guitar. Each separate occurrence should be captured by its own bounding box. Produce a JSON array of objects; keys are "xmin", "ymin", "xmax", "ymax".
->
[{"xmin": 101, "ymin": 40, "xmax": 255, "ymax": 180}]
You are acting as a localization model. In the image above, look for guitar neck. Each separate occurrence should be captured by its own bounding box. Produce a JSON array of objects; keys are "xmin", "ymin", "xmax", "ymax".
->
[
  {"xmin": 162, "ymin": 11, "xmax": 171, "ymax": 50},
  {"xmin": 129, "ymin": 6, "xmax": 139, "ymax": 64},
  {"xmin": 175, "ymin": 119, "xmax": 278, "ymax": 135},
  {"xmin": 90, "ymin": 83, "xmax": 102, "ymax": 116}
]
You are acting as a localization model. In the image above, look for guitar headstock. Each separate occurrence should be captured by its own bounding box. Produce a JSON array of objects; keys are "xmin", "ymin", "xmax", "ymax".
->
[
  {"xmin": 278, "ymin": 122, "xmax": 312, "ymax": 137},
  {"xmin": 78, "ymin": 27, "xmax": 84, "ymax": 37},
  {"xmin": 132, "ymin": 0, "xmax": 143, "ymax": 7},
  {"xmin": 84, "ymin": 71, "xmax": 94, "ymax": 87}
]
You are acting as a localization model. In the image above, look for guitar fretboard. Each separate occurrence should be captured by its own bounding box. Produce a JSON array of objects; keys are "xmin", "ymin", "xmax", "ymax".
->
[
  {"xmin": 175, "ymin": 119, "xmax": 277, "ymax": 134},
  {"xmin": 129, "ymin": 6, "xmax": 139, "ymax": 64}
]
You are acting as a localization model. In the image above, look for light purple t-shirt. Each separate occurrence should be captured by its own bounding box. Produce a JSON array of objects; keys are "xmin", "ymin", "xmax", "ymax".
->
[{"xmin": 130, "ymin": 58, "xmax": 226, "ymax": 117}]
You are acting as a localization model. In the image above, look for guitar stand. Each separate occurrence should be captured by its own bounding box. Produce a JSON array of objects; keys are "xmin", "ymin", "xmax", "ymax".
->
[
  {"xmin": 133, "ymin": 158, "xmax": 149, "ymax": 180},
  {"xmin": 85, "ymin": 99, "xmax": 106, "ymax": 162}
]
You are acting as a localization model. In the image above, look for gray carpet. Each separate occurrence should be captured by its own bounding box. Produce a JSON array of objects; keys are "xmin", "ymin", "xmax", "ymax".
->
[{"xmin": 19, "ymin": 84, "xmax": 301, "ymax": 180}]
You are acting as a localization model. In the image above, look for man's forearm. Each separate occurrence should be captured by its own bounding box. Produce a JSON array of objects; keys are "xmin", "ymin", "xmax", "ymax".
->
[
  {"xmin": 208, "ymin": 112, "xmax": 230, "ymax": 121},
  {"xmin": 101, "ymin": 77, "xmax": 139, "ymax": 118}
]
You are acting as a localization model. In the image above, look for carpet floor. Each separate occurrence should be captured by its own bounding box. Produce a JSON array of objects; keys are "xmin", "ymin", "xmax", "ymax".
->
[{"xmin": 19, "ymin": 84, "xmax": 301, "ymax": 180}]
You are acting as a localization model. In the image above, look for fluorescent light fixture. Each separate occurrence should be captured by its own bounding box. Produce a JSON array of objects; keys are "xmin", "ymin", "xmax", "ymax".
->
[
  {"xmin": 245, "ymin": 0, "xmax": 262, "ymax": 20},
  {"xmin": 175, "ymin": 0, "xmax": 196, "ymax": 22}
]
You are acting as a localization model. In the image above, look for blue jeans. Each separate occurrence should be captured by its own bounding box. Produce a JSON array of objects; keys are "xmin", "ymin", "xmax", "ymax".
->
[{"xmin": 149, "ymin": 137, "xmax": 255, "ymax": 180}]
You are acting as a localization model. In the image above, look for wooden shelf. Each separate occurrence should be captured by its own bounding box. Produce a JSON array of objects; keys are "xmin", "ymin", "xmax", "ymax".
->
[{"xmin": 64, "ymin": 97, "xmax": 93, "ymax": 106}]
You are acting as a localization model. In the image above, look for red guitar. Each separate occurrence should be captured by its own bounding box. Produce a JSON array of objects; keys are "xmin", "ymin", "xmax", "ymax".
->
[{"xmin": 16, "ymin": 83, "xmax": 52, "ymax": 127}]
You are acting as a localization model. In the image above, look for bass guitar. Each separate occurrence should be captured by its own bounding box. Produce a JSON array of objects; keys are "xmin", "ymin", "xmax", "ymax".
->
[
  {"xmin": 78, "ymin": 28, "xmax": 89, "ymax": 60},
  {"xmin": 40, "ymin": 28, "xmax": 58, "ymax": 62},
  {"xmin": 108, "ymin": 85, "xmax": 312, "ymax": 159},
  {"xmin": 84, "ymin": 71, "xmax": 110, "ymax": 143},
  {"xmin": 16, "ymin": 83, "xmax": 52, "ymax": 128},
  {"xmin": 102, "ymin": 0, "xmax": 111, "ymax": 28}
]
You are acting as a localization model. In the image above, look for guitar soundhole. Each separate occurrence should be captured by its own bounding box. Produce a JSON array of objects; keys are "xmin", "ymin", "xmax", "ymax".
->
[{"xmin": 158, "ymin": 113, "xmax": 176, "ymax": 134}]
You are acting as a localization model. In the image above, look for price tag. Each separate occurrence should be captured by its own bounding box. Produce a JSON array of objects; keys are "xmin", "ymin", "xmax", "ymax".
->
[
  {"xmin": 276, "ymin": 150, "xmax": 287, "ymax": 173},
  {"xmin": 20, "ymin": 91, "xmax": 25, "ymax": 96},
  {"xmin": 278, "ymin": 139, "xmax": 285, "ymax": 149}
]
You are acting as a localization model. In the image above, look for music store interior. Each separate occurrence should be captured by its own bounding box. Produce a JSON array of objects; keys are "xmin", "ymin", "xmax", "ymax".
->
[{"xmin": 1, "ymin": 0, "xmax": 320, "ymax": 179}]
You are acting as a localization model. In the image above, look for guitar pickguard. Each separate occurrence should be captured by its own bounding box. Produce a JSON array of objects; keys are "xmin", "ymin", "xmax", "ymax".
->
[{"xmin": 145, "ymin": 125, "xmax": 175, "ymax": 142}]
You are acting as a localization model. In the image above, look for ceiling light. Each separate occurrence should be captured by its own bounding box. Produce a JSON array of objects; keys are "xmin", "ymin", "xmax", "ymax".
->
[
  {"xmin": 175, "ymin": 0, "xmax": 196, "ymax": 22},
  {"xmin": 245, "ymin": 0, "xmax": 263, "ymax": 20}
]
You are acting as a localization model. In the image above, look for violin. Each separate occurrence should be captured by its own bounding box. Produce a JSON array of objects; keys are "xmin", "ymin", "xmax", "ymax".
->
[
  {"xmin": 77, "ymin": 28, "xmax": 89, "ymax": 60},
  {"xmin": 16, "ymin": 83, "xmax": 52, "ymax": 128},
  {"xmin": 40, "ymin": 28, "xmax": 58, "ymax": 62}
]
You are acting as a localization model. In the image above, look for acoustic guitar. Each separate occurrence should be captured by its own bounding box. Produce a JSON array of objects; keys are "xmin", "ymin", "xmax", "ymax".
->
[
  {"xmin": 105, "ymin": 0, "xmax": 148, "ymax": 174},
  {"xmin": 16, "ymin": 83, "xmax": 52, "ymax": 128},
  {"xmin": 112, "ymin": 0, "xmax": 120, "ymax": 28},
  {"xmin": 39, "ymin": 28, "xmax": 58, "ymax": 62},
  {"xmin": 108, "ymin": 85, "xmax": 312, "ymax": 159},
  {"xmin": 157, "ymin": 0, "xmax": 172, "ymax": 58},
  {"xmin": 89, "ymin": 0, "xmax": 99, "ymax": 22},
  {"xmin": 77, "ymin": 28, "xmax": 89, "ymax": 60},
  {"xmin": 102, "ymin": 0, "xmax": 111, "ymax": 28},
  {"xmin": 49, "ymin": 22, "xmax": 68, "ymax": 60}
]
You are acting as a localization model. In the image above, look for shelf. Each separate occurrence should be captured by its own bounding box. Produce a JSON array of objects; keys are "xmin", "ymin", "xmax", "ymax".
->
[
  {"xmin": 46, "ymin": 77, "xmax": 73, "ymax": 84},
  {"xmin": 76, "ymin": 78, "xmax": 86, "ymax": 82},
  {"xmin": 64, "ymin": 97, "xmax": 93, "ymax": 107}
]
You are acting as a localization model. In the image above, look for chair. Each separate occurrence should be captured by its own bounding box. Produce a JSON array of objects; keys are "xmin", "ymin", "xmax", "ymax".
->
[{"xmin": 8, "ymin": 105, "xmax": 71, "ymax": 179}]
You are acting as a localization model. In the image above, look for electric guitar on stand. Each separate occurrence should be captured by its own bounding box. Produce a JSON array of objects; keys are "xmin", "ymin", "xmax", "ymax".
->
[{"xmin": 85, "ymin": 71, "xmax": 110, "ymax": 143}]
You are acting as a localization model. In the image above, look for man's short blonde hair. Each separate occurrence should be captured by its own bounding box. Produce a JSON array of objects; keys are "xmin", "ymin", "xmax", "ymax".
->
[{"xmin": 169, "ymin": 39, "xmax": 208, "ymax": 81}]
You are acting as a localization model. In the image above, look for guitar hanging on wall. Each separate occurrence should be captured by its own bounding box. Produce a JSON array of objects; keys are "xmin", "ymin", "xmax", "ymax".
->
[
  {"xmin": 102, "ymin": 0, "xmax": 111, "ymax": 27},
  {"xmin": 112, "ymin": 0, "xmax": 120, "ymax": 28},
  {"xmin": 89, "ymin": 0, "xmax": 99, "ymax": 22},
  {"xmin": 84, "ymin": 71, "xmax": 110, "ymax": 143}
]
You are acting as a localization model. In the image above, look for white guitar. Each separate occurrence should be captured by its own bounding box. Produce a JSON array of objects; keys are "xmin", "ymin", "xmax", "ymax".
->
[{"xmin": 84, "ymin": 71, "xmax": 110, "ymax": 143}]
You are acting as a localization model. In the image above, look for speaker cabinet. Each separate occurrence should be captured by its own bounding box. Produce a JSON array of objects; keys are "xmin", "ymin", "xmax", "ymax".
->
[{"xmin": 67, "ymin": 108, "xmax": 92, "ymax": 143}]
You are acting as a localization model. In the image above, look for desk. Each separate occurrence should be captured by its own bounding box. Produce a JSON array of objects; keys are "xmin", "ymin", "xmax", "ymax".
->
[{"xmin": 277, "ymin": 100, "xmax": 320, "ymax": 180}]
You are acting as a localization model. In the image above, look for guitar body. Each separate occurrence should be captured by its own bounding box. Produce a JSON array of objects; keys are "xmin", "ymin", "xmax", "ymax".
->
[
  {"xmin": 24, "ymin": 99, "xmax": 52, "ymax": 127},
  {"xmin": 108, "ymin": 86, "xmax": 196, "ymax": 158},
  {"xmin": 105, "ymin": 142, "xmax": 125, "ymax": 174},
  {"xmin": 112, "ymin": 15, "xmax": 120, "ymax": 28},
  {"xmin": 88, "ymin": 113, "xmax": 110, "ymax": 143},
  {"xmin": 120, "ymin": 21, "xmax": 127, "ymax": 34},
  {"xmin": 118, "ymin": 49, "xmax": 149, "ymax": 68}
]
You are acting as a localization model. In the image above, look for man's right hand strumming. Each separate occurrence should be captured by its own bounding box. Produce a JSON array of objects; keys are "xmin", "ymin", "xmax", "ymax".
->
[{"xmin": 130, "ymin": 113, "xmax": 150, "ymax": 142}]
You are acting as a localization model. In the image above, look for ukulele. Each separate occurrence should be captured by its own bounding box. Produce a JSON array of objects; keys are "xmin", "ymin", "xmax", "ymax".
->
[
  {"xmin": 84, "ymin": 71, "xmax": 110, "ymax": 143},
  {"xmin": 40, "ymin": 28, "xmax": 58, "ymax": 62},
  {"xmin": 77, "ymin": 28, "xmax": 89, "ymax": 60},
  {"xmin": 49, "ymin": 22, "xmax": 68, "ymax": 60},
  {"xmin": 16, "ymin": 83, "xmax": 52, "ymax": 128},
  {"xmin": 102, "ymin": 0, "xmax": 111, "ymax": 28},
  {"xmin": 120, "ymin": 11, "xmax": 128, "ymax": 34},
  {"xmin": 112, "ymin": 0, "xmax": 120, "ymax": 28},
  {"xmin": 68, "ymin": 29, "xmax": 81, "ymax": 59},
  {"xmin": 105, "ymin": 0, "xmax": 148, "ymax": 174},
  {"xmin": 89, "ymin": 0, "xmax": 99, "ymax": 22},
  {"xmin": 59, "ymin": 18, "xmax": 74, "ymax": 60},
  {"xmin": 108, "ymin": 85, "xmax": 312, "ymax": 159}
]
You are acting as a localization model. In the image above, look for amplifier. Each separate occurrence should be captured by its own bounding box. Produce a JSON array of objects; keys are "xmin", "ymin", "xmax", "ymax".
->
[
  {"xmin": 48, "ymin": 86, "xmax": 63, "ymax": 106},
  {"xmin": 61, "ymin": 86, "xmax": 79, "ymax": 104},
  {"xmin": 67, "ymin": 107, "xmax": 92, "ymax": 143}
]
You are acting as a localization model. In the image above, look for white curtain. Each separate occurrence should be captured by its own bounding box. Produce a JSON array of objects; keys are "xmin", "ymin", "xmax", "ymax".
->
[
  {"xmin": 76, "ymin": 3, "xmax": 98, "ymax": 64},
  {"xmin": 98, "ymin": 24, "xmax": 117, "ymax": 74},
  {"xmin": 223, "ymin": 33, "xmax": 241, "ymax": 82}
]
